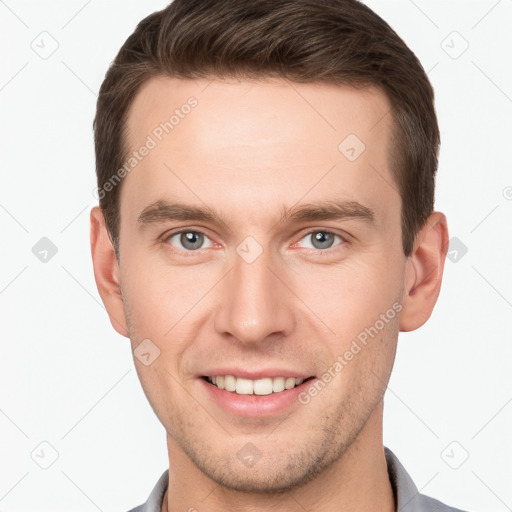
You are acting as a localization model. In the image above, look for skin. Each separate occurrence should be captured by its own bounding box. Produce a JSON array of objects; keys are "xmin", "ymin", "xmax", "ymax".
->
[{"xmin": 91, "ymin": 76, "xmax": 449, "ymax": 512}]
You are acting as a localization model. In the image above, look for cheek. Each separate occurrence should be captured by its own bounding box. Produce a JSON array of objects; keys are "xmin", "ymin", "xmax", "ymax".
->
[
  {"xmin": 289, "ymin": 255, "xmax": 402, "ymax": 397},
  {"xmin": 119, "ymin": 252, "xmax": 223, "ymax": 375},
  {"xmin": 120, "ymin": 250, "xmax": 205, "ymax": 332},
  {"xmin": 291, "ymin": 256, "xmax": 403, "ymax": 338}
]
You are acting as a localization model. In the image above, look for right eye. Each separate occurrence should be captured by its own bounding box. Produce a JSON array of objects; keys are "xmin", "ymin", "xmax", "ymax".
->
[{"xmin": 166, "ymin": 230, "xmax": 214, "ymax": 252}]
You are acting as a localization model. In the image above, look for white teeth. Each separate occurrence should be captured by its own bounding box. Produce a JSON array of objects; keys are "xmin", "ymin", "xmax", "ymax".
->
[
  {"xmin": 284, "ymin": 377, "xmax": 296, "ymax": 390},
  {"xmin": 272, "ymin": 377, "xmax": 285, "ymax": 392},
  {"xmin": 207, "ymin": 375, "xmax": 306, "ymax": 395},
  {"xmin": 224, "ymin": 375, "xmax": 236, "ymax": 392},
  {"xmin": 235, "ymin": 377, "xmax": 253, "ymax": 395},
  {"xmin": 254, "ymin": 378, "xmax": 273, "ymax": 395}
]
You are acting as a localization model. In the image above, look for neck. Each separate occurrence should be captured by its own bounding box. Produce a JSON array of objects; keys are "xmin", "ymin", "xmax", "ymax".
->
[{"xmin": 163, "ymin": 401, "xmax": 394, "ymax": 512}]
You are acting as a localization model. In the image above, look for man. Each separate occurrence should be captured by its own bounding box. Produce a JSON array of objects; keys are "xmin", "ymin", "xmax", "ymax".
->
[{"xmin": 90, "ymin": 1, "xmax": 465, "ymax": 511}]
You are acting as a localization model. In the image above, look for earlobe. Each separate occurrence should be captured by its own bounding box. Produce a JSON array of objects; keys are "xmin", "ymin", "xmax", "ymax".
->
[
  {"xmin": 90, "ymin": 206, "xmax": 129, "ymax": 337},
  {"xmin": 399, "ymin": 212, "xmax": 449, "ymax": 332}
]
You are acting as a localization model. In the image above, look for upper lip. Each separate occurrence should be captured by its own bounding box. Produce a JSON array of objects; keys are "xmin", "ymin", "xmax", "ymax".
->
[{"xmin": 200, "ymin": 368, "xmax": 314, "ymax": 380}]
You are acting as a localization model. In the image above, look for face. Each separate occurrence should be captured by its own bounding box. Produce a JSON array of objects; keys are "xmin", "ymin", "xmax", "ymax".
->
[{"xmin": 114, "ymin": 77, "xmax": 408, "ymax": 491}]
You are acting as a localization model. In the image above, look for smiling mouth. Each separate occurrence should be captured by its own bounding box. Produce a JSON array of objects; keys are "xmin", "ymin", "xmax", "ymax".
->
[{"xmin": 203, "ymin": 375, "xmax": 314, "ymax": 395}]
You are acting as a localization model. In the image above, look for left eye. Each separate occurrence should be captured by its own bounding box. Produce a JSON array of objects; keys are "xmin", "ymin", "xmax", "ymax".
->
[
  {"xmin": 298, "ymin": 231, "xmax": 344, "ymax": 250},
  {"xmin": 167, "ymin": 231, "xmax": 213, "ymax": 251}
]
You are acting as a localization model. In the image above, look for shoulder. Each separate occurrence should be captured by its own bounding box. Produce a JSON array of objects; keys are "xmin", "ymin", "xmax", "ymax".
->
[
  {"xmin": 416, "ymin": 492, "xmax": 470, "ymax": 512},
  {"xmin": 124, "ymin": 469, "xmax": 169, "ymax": 512},
  {"xmin": 385, "ymin": 447, "xmax": 470, "ymax": 512}
]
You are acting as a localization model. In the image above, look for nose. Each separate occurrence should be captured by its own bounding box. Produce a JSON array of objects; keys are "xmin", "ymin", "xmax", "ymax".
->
[{"xmin": 213, "ymin": 247, "xmax": 296, "ymax": 346}]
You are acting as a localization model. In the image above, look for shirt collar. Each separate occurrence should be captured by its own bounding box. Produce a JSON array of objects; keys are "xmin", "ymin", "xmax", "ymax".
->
[{"xmin": 385, "ymin": 447, "xmax": 431, "ymax": 512}]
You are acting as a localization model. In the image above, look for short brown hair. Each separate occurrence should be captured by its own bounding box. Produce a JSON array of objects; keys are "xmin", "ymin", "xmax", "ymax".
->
[{"xmin": 94, "ymin": 0, "xmax": 439, "ymax": 257}]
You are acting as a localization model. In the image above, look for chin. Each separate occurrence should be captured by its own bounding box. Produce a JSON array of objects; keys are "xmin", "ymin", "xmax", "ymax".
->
[
  {"xmin": 181, "ymin": 433, "xmax": 346, "ymax": 495},
  {"xmin": 198, "ymin": 462, "xmax": 321, "ymax": 495}
]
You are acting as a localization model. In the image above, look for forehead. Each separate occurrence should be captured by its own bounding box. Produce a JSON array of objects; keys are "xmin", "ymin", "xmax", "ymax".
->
[{"xmin": 121, "ymin": 76, "xmax": 397, "ymax": 228}]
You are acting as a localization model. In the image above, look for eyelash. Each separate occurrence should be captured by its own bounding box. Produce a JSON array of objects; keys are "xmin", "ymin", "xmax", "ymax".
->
[{"xmin": 162, "ymin": 228, "xmax": 348, "ymax": 255}]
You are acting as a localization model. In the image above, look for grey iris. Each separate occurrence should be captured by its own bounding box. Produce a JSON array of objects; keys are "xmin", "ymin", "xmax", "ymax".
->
[
  {"xmin": 181, "ymin": 232, "xmax": 204, "ymax": 250},
  {"xmin": 311, "ymin": 231, "xmax": 334, "ymax": 249}
]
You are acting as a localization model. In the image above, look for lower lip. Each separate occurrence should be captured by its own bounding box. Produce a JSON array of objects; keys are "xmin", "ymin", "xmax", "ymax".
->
[{"xmin": 199, "ymin": 378, "xmax": 314, "ymax": 417}]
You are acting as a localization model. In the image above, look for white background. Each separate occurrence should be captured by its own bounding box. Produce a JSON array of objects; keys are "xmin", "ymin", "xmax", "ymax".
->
[{"xmin": 1, "ymin": 1, "xmax": 511, "ymax": 511}]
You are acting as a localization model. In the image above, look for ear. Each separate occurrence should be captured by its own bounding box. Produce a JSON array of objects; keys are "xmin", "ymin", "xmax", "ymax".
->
[
  {"xmin": 90, "ymin": 206, "xmax": 129, "ymax": 337},
  {"xmin": 400, "ymin": 212, "xmax": 449, "ymax": 332}
]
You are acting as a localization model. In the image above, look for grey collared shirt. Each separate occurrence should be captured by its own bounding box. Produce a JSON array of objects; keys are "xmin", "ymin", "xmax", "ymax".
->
[{"xmin": 127, "ymin": 447, "xmax": 468, "ymax": 512}]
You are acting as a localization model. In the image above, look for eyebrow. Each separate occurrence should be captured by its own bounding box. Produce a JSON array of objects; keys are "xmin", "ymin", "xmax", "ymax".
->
[
  {"xmin": 137, "ymin": 199, "xmax": 375, "ymax": 229},
  {"xmin": 279, "ymin": 200, "xmax": 375, "ymax": 224},
  {"xmin": 138, "ymin": 200, "xmax": 217, "ymax": 225}
]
